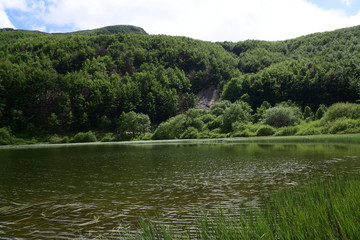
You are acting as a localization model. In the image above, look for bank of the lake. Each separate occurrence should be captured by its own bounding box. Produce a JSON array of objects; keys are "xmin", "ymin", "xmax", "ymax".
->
[{"xmin": 1, "ymin": 133, "xmax": 360, "ymax": 149}]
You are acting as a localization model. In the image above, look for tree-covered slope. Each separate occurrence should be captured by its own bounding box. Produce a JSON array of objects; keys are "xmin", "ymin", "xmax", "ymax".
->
[
  {"xmin": 0, "ymin": 25, "xmax": 359, "ymax": 136},
  {"xmin": 0, "ymin": 25, "xmax": 147, "ymax": 36},
  {"xmin": 219, "ymin": 25, "xmax": 360, "ymax": 108},
  {"xmin": 0, "ymin": 30, "xmax": 237, "ymax": 134}
]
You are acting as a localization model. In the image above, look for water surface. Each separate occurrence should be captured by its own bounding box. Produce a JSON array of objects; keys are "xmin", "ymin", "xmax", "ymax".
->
[{"xmin": 0, "ymin": 143, "xmax": 359, "ymax": 239}]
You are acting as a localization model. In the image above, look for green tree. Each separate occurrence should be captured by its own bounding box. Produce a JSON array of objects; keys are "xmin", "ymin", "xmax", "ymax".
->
[
  {"xmin": 222, "ymin": 101, "xmax": 252, "ymax": 132},
  {"xmin": 117, "ymin": 111, "xmax": 151, "ymax": 139},
  {"xmin": 303, "ymin": 106, "xmax": 315, "ymax": 121},
  {"xmin": 263, "ymin": 105, "xmax": 302, "ymax": 128},
  {"xmin": 315, "ymin": 104, "xmax": 327, "ymax": 120}
]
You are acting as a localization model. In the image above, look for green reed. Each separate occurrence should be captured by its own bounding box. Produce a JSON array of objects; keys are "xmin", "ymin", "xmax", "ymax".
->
[{"xmin": 128, "ymin": 172, "xmax": 360, "ymax": 240}]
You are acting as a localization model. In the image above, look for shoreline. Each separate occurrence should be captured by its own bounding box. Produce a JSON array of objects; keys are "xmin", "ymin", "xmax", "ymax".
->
[{"xmin": 1, "ymin": 133, "xmax": 360, "ymax": 149}]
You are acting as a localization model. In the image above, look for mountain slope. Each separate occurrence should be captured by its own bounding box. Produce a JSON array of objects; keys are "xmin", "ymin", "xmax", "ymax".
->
[
  {"xmin": 0, "ymin": 25, "xmax": 147, "ymax": 36},
  {"xmin": 0, "ymin": 25, "xmax": 359, "ymax": 135}
]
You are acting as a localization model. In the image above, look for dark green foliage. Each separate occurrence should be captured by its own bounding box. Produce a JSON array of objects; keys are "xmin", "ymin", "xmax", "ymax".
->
[
  {"xmin": 71, "ymin": 131, "xmax": 97, "ymax": 143},
  {"xmin": 67, "ymin": 25, "xmax": 148, "ymax": 36},
  {"xmin": 222, "ymin": 101, "xmax": 252, "ymax": 132},
  {"xmin": 322, "ymin": 103, "xmax": 360, "ymax": 122},
  {"xmin": 328, "ymin": 119, "xmax": 360, "ymax": 134},
  {"xmin": 263, "ymin": 104, "xmax": 302, "ymax": 128},
  {"xmin": 117, "ymin": 111, "xmax": 151, "ymax": 139},
  {"xmin": 296, "ymin": 127, "xmax": 322, "ymax": 136},
  {"xmin": 180, "ymin": 127, "xmax": 199, "ymax": 139},
  {"xmin": 49, "ymin": 135, "xmax": 69, "ymax": 144},
  {"xmin": 152, "ymin": 114, "xmax": 186, "ymax": 140},
  {"xmin": 254, "ymin": 101, "xmax": 272, "ymax": 122},
  {"xmin": 100, "ymin": 133, "xmax": 116, "ymax": 142},
  {"xmin": 275, "ymin": 126, "xmax": 299, "ymax": 136},
  {"xmin": 0, "ymin": 127, "xmax": 13, "ymax": 145},
  {"xmin": 315, "ymin": 104, "xmax": 327, "ymax": 120},
  {"xmin": 303, "ymin": 106, "xmax": 314, "ymax": 120},
  {"xmin": 256, "ymin": 125, "xmax": 276, "ymax": 136},
  {"xmin": 1, "ymin": 25, "xmax": 360, "ymax": 141},
  {"xmin": 209, "ymin": 100, "xmax": 232, "ymax": 116},
  {"xmin": 0, "ymin": 30, "xmax": 238, "ymax": 134}
]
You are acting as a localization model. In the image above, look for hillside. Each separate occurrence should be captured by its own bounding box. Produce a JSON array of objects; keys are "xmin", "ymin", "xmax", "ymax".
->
[
  {"xmin": 0, "ymin": 25, "xmax": 359, "ymax": 138},
  {"xmin": 0, "ymin": 25, "xmax": 148, "ymax": 36}
]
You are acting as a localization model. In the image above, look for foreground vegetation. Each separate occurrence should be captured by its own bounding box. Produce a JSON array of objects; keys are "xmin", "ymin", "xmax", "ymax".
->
[{"xmin": 92, "ymin": 173, "xmax": 359, "ymax": 239}]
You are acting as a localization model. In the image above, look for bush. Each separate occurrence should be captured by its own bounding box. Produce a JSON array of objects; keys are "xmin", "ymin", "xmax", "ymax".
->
[
  {"xmin": 328, "ymin": 118, "xmax": 360, "ymax": 134},
  {"xmin": 275, "ymin": 126, "xmax": 299, "ymax": 136},
  {"xmin": 0, "ymin": 127, "xmax": 13, "ymax": 145},
  {"xmin": 263, "ymin": 105, "xmax": 302, "ymax": 127},
  {"xmin": 256, "ymin": 125, "xmax": 276, "ymax": 136},
  {"xmin": 100, "ymin": 133, "xmax": 116, "ymax": 142},
  {"xmin": 296, "ymin": 127, "xmax": 322, "ymax": 136},
  {"xmin": 322, "ymin": 103, "xmax": 360, "ymax": 122},
  {"xmin": 71, "ymin": 131, "xmax": 97, "ymax": 143},
  {"xmin": 152, "ymin": 114, "xmax": 186, "ymax": 140},
  {"xmin": 315, "ymin": 104, "xmax": 327, "ymax": 119},
  {"xmin": 141, "ymin": 133, "xmax": 153, "ymax": 140},
  {"xmin": 222, "ymin": 101, "xmax": 252, "ymax": 132},
  {"xmin": 303, "ymin": 106, "xmax": 314, "ymax": 121},
  {"xmin": 232, "ymin": 130, "xmax": 252, "ymax": 137},
  {"xmin": 180, "ymin": 127, "xmax": 199, "ymax": 139}
]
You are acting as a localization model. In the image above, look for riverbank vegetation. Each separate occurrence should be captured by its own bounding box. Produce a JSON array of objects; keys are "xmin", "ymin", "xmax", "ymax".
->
[
  {"xmin": 1, "ymin": 25, "xmax": 360, "ymax": 144},
  {"xmin": 95, "ymin": 172, "xmax": 359, "ymax": 239}
]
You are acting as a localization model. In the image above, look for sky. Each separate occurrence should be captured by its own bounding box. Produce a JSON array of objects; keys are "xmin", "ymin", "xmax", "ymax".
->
[{"xmin": 0, "ymin": 0, "xmax": 360, "ymax": 42}]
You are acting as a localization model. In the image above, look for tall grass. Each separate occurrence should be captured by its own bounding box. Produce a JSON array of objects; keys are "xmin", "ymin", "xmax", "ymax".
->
[{"xmin": 126, "ymin": 173, "xmax": 360, "ymax": 240}]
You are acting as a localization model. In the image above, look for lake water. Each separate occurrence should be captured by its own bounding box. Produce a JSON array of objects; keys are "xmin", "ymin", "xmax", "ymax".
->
[{"xmin": 0, "ymin": 143, "xmax": 359, "ymax": 239}]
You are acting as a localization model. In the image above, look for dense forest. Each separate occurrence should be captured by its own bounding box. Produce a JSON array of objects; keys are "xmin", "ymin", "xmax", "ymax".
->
[{"xmin": 0, "ymin": 25, "xmax": 359, "ymax": 143}]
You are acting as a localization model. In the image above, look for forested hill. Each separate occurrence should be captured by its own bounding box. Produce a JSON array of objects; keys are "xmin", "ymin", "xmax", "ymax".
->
[
  {"xmin": 0, "ymin": 25, "xmax": 148, "ymax": 36},
  {"xmin": 0, "ymin": 25, "xmax": 359, "ymax": 136}
]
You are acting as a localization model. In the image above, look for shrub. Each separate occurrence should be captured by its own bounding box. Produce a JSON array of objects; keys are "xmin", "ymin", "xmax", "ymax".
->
[
  {"xmin": 232, "ymin": 130, "xmax": 252, "ymax": 137},
  {"xmin": 222, "ymin": 101, "xmax": 252, "ymax": 132},
  {"xmin": 275, "ymin": 126, "xmax": 299, "ymax": 136},
  {"xmin": 152, "ymin": 114, "xmax": 186, "ymax": 140},
  {"xmin": 328, "ymin": 118, "xmax": 360, "ymax": 134},
  {"xmin": 263, "ymin": 105, "xmax": 302, "ymax": 127},
  {"xmin": 141, "ymin": 133, "xmax": 153, "ymax": 140},
  {"xmin": 71, "ymin": 131, "xmax": 97, "ymax": 143},
  {"xmin": 0, "ymin": 127, "xmax": 13, "ymax": 145},
  {"xmin": 206, "ymin": 116, "xmax": 223, "ymax": 130},
  {"xmin": 256, "ymin": 125, "xmax": 276, "ymax": 136},
  {"xmin": 303, "ymin": 106, "xmax": 314, "ymax": 121},
  {"xmin": 180, "ymin": 127, "xmax": 199, "ymax": 139},
  {"xmin": 322, "ymin": 103, "xmax": 360, "ymax": 122},
  {"xmin": 296, "ymin": 127, "xmax": 322, "ymax": 136},
  {"xmin": 49, "ymin": 135, "xmax": 63, "ymax": 144},
  {"xmin": 117, "ymin": 111, "xmax": 151, "ymax": 139},
  {"xmin": 315, "ymin": 104, "xmax": 327, "ymax": 119},
  {"xmin": 100, "ymin": 133, "xmax": 116, "ymax": 142}
]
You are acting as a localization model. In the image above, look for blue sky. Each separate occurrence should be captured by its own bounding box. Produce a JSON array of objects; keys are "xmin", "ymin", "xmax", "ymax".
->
[
  {"xmin": 309, "ymin": 0, "xmax": 360, "ymax": 15},
  {"xmin": 1, "ymin": 0, "xmax": 359, "ymax": 41}
]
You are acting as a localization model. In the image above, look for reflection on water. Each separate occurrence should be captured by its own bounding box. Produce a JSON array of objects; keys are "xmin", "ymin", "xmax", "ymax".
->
[{"xmin": 0, "ymin": 143, "xmax": 359, "ymax": 239}]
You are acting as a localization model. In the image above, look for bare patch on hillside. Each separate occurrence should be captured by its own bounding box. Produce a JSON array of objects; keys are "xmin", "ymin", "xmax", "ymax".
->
[{"xmin": 197, "ymin": 86, "xmax": 219, "ymax": 109}]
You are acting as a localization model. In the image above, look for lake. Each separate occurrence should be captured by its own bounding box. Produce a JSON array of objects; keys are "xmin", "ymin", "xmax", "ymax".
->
[{"xmin": 0, "ymin": 143, "xmax": 359, "ymax": 239}]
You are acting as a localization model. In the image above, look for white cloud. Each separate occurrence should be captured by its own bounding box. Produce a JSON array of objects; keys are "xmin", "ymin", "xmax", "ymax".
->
[
  {"xmin": 0, "ymin": 0, "xmax": 27, "ymax": 28},
  {"xmin": 39, "ymin": 0, "xmax": 360, "ymax": 41},
  {"xmin": 0, "ymin": 9, "xmax": 14, "ymax": 28},
  {"xmin": 2, "ymin": 0, "xmax": 360, "ymax": 41},
  {"xmin": 340, "ymin": 0, "xmax": 353, "ymax": 7}
]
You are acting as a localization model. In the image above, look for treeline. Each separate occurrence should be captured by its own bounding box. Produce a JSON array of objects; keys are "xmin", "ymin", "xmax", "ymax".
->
[{"xmin": 0, "ymin": 25, "xmax": 359, "ymax": 142}]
